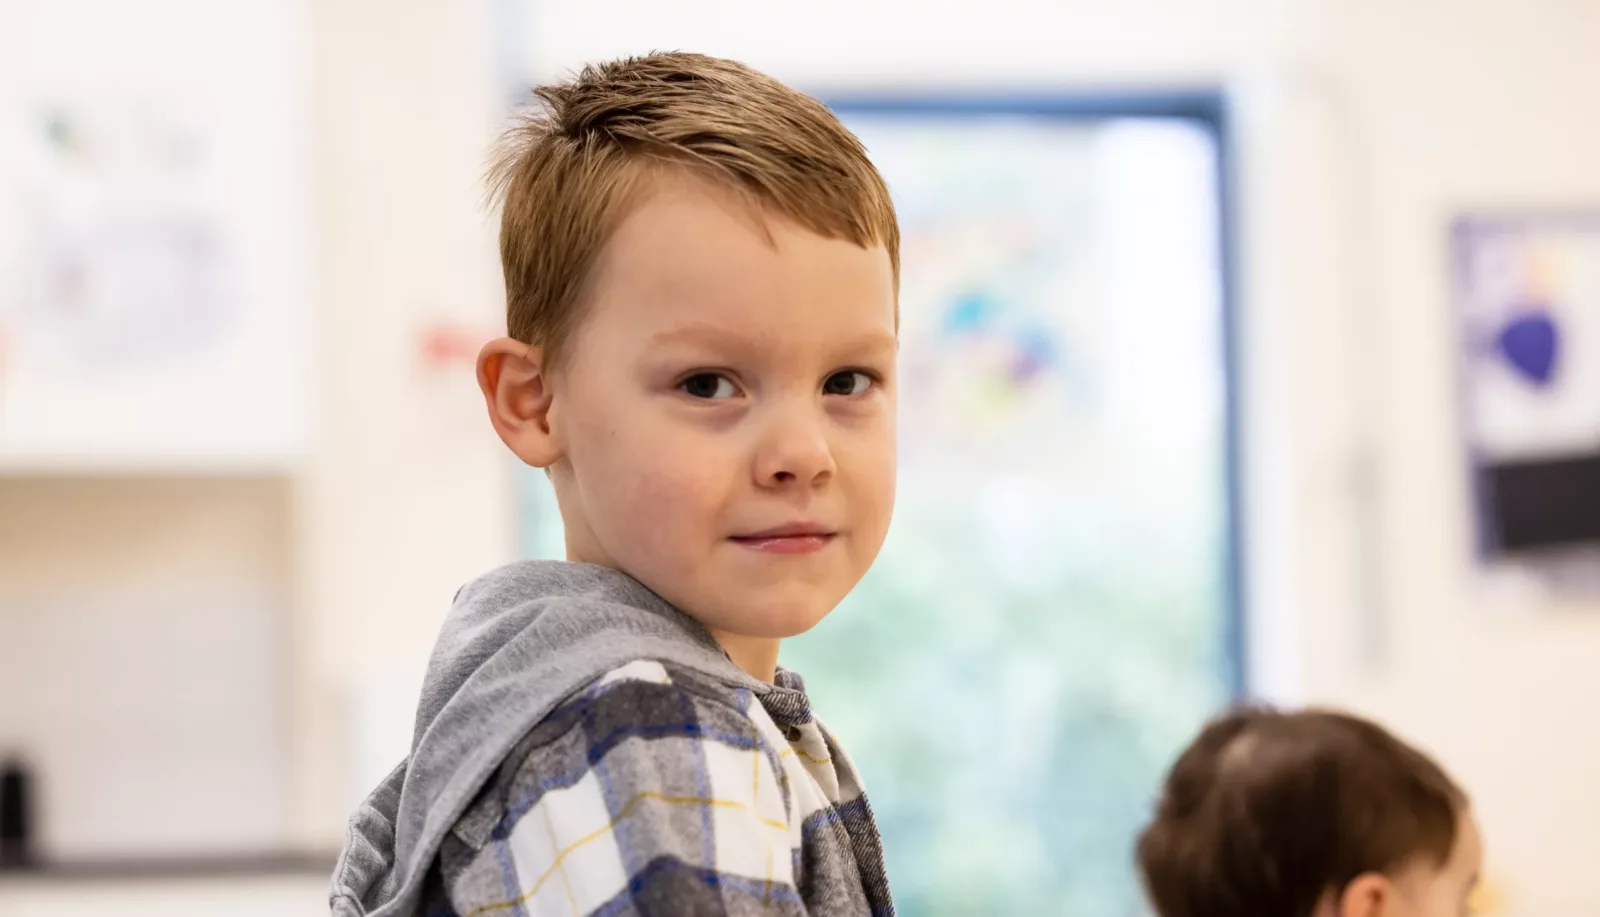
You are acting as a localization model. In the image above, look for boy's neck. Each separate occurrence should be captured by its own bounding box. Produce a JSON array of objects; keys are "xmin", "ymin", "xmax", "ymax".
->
[
  {"xmin": 709, "ymin": 628, "xmax": 781, "ymax": 683},
  {"xmin": 559, "ymin": 549, "xmax": 783, "ymax": 682}
]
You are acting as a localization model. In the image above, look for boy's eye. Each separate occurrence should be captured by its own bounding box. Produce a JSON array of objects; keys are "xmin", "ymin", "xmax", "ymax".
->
[
  {"xmin": 823, "ymin": 370, "xmax": 874, "ymax": 396},
  {"xmin": 680, "ymin": 373, "xmax": 738, "ymax": 399}
]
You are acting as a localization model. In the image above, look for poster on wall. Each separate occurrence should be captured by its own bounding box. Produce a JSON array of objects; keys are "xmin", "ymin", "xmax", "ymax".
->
[
  {"xmin": 13, "ymin": 99, "xmax": 235, "ymax": 371},
  {"xmin": 1454, "ymin": 213, "xmax": 1600, "ymax": 597},
  {"xmin": 0, "ymin": 0, "xmax": 311, "ymax": 471}
]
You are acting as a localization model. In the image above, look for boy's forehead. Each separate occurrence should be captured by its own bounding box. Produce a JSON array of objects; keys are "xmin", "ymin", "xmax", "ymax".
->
[
  {"xmin": 607, "ymin": 167, "xmax": 890, "ymax": 274},
  {"xmin": 605, "ymin": 174, "xmax": 808, "ymax": 276},
  {"xmin": 587, "ymin": 173, "xmax": 896, "ymax": 332},
  {"xmin": 644, "ymin": 167, "xmax": 776, "ymax": 234}
]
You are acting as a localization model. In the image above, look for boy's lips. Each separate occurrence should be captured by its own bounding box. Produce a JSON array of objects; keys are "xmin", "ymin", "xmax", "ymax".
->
[{"xmin": 730, "ymin": 523, "xmax": 838, "ymax": 554}]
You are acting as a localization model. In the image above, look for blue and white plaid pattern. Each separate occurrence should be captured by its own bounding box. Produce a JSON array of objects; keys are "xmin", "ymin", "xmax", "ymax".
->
[{"xmin": 431, "ymin": 660, "xmax": 894, "ymax": 917}]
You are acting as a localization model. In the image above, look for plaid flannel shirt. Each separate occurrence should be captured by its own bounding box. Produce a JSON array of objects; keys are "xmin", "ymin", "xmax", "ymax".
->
[{"xmin": 423, "ymin": 659, "xmax": 895, "ymax": 917}]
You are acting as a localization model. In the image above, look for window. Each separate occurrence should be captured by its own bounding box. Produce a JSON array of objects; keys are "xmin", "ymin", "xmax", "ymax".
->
[{"xmin": 518, "ymin": 95, "xmax": 1243, "ymax": 917}]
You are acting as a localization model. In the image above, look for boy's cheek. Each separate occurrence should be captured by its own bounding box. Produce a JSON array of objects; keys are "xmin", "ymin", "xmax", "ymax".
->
[
  {"xmin": 611, "ymin": 463, "xmax": 723, "ymax": 545},
  {"xmin": 839, "ymin": 434, "xmax": 898, "ymax": 498}
]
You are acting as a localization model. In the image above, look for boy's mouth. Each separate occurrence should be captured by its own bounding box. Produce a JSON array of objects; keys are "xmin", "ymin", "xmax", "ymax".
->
[{"xmin": 730, "ymin": 523, "xmax": 837, "ymax": 555}]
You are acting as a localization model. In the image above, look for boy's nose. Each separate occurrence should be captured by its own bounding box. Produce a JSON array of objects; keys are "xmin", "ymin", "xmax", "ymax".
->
[{"xmin": 753, "ymin": 405, "xmax": 836, "ymax": 489}]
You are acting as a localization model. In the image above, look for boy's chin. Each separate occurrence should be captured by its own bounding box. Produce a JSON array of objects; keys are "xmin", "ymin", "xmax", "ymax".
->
[
  {"xmin": 640, "ymin": 566, "xmax": 859, "ymax": 643},
  {"xmin": 696, "ymin": 594, "xmax": 839, "ymax": 642}
]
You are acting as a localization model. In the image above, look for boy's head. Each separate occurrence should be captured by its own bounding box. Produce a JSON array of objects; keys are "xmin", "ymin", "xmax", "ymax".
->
[
  {"xmin": 478, "ymin": 53, "xmax": 899, "ymax": 660},
  {"xmin": 1138, "ymin": 707, "xmax": 1481, "ymax": 917}
]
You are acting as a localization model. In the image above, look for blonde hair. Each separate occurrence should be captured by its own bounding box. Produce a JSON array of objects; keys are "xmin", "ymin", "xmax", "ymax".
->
[{"xmin": 487, "ymin": 51, "xmax": 900, "ymax": 367}]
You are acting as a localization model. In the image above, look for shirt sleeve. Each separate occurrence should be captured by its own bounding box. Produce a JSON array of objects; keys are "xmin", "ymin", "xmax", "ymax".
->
[{"xmin": 439, "ymin": 660, "xmax": 810, "ymax": 917}]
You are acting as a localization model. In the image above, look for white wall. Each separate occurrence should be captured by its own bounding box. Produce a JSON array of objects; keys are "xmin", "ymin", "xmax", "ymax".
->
[
  {"xmin": 0, "ymin": 0, "xmax": 313, "ymax": 862},
  {"xmin": 1310, "ymin": 5, "xmax": 1600, "ymax": 911},
  {"xmin": 291, "ymin": 0, "xmax": 512, "ymax": 847},
  {"xmin": 0, "ymin": 0, "xmax": 513, "ymax": 861}
]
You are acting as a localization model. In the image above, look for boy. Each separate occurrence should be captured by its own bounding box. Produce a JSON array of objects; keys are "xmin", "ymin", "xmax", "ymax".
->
[
  {"xmin": 1137, "ymin": 707, "xmax": 1483, "ymax": 917},
  {"xmin": 331, "ymin": 53, "xmax": 900, "ymax": 917}
]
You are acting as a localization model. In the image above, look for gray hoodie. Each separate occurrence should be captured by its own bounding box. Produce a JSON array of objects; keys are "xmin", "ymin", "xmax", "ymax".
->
[
  {"xmin": 329, "ymin": 560, "xmax": 774, "ymax": 916},
  {"xmin": 331, "ymin": 556, "xmax": 902, "ymax": 915}
]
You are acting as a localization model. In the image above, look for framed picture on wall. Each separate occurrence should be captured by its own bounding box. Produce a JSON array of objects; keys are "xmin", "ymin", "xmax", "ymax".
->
[
  {"xmin": 1454, "ymin": 212, "xmax": 1600, "ymax": 596},
  {"xmin": 0, "ymin": 0, "xmax": 311, "ymax": 473}
]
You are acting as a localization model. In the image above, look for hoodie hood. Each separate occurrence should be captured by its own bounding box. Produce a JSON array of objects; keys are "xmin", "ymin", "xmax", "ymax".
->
[{"xmin": 330, "ymin": 560, "xmax": 767, "ymax": 916}]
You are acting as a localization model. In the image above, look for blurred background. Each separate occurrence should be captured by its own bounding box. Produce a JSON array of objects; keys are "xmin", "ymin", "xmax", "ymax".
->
[{"xmin": 2, "ymin": 0, "xmax": 1599, "ymax": 914}]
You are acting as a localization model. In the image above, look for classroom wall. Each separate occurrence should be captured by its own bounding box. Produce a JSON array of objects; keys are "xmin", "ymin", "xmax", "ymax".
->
[
  {"xmin": 1307, "ymin": 5, "xmax": 1600, "ymax": 911},
  {"xmin": 5, "ymin": 0, "xmax": 1597, "ymax": 912},
  {"xmin": 288, "ymin": 0, "xmax": 512, "ymax": 849},
  {"xmin": 0, "ymin": 0, "xmax": 311, "ymax": 865}
]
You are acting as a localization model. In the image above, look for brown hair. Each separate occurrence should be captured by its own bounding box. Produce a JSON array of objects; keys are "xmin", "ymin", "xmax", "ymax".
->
[
  {"xmin": 487, "ymin": 51, "xmax": 900, "ymax": 368},
  {"xmin": 1137, "ymin": 707, "xmax": 1468, "ymax": 917}
]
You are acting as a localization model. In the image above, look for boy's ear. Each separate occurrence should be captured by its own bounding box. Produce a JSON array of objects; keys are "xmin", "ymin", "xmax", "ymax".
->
[
  {"xmin": 477, "ymin": 336, "xmax": 562, "ymax": 468},
  {"xmin": 1334, "ymin": 873, "xmax": 1395, "ymax": 917}
]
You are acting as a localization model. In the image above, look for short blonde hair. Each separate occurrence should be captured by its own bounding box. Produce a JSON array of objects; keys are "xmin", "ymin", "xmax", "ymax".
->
[{"xmin": 487, "ymin": 51, "xmax": 900, "ymax": 367}]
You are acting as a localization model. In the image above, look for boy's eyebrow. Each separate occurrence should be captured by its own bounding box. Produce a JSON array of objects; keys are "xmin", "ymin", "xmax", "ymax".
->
[{"xmin": 844, "ymin": 328, "xmax": 900, "ymax": 356}]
